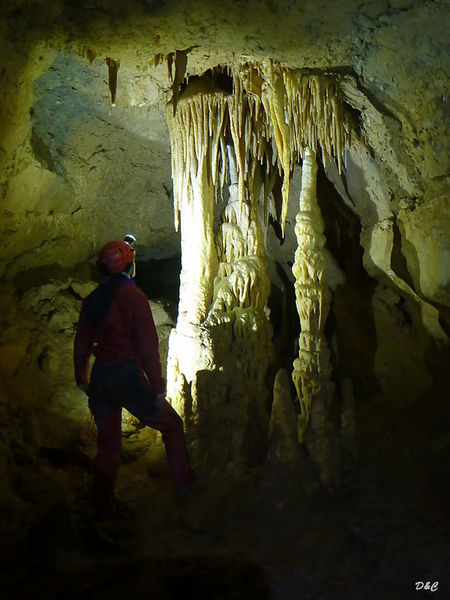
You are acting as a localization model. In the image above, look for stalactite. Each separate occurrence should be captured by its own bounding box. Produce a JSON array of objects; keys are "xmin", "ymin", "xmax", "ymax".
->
[
  {"xmin": 166, "ymin": 91, "xmax": 226, "ymax": 326},
  {"xmin": 261, "ymin": 61, "xmax": 291, "ymax": 236},
  {"xmin": 105, "ymin": 58, "xmax": 120, "ymax": 107},
  {"xmin": 165, "ymin": 47, "xmax": 197, "ymax": 115},
  {"xmin": 84, "ymin": 48, "xmax": 96, "ymax": 64},
  {"xmin": 167, "ymin": 59, "xmax": 351, "ymax": 241},
  {"xmin": 167, "ymin": 90, "xmax": 228, "ymax": 232}
]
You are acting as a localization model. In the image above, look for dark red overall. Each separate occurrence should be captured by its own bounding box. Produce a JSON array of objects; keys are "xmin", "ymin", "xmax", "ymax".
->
[{"xmin": 73, "ymin": 278, "xmax": 192, "ymax": 517}]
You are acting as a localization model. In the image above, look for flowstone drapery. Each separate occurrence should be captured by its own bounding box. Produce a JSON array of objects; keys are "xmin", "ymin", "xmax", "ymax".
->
[
  {"xmin": 165, "ymin": 60, "xmax": 352, "ymax": 478},
  {"xmin": 203, "ymin": 146, "xmax": 273, "ymax": 470}
]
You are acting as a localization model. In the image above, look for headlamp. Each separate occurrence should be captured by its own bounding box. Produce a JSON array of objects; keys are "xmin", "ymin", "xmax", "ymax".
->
[{"xmin": 124, "ymin": 233, "xmax": 136, "ymax": 250}]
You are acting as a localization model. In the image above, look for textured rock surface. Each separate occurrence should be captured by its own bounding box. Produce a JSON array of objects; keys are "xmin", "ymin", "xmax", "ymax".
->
[{"xmin": 1, "ymin": 51, "xmax": 178, "ymax": 280}]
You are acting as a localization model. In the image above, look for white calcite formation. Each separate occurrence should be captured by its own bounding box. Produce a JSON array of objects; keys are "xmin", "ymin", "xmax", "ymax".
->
[
  {"xmin": 291, "ymin": 147, "xmax": 338, "ymax": 487},
  {"xmin": 292, "ymin": 148, "xmax": 332, "ymax": 433},
  {"xmin": 165, "ymin": 61, "xmax": 351, "ymax": 474}
]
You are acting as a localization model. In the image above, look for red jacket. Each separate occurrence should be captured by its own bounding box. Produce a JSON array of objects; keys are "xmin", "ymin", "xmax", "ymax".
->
[{"xmin": 73, "ymin": 280, "xmax": 165, "ymax": 394}]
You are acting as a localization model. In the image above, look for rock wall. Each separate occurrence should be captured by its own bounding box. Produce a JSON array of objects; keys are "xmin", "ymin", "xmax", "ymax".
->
[{"xmin": 1, "ymin": 48, "xmax": 178, "ymax": 281}]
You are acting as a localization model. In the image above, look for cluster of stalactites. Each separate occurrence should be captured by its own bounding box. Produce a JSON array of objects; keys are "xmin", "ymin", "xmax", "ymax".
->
[
  {"xmin": 256, "ymin": 61, "xmax": 351, "ymax": 234},
  {"xmin": 166, "ymin": 59, "xmax": 351, "ymax": 236},
  {"xmin": 166, "ymin": 92, "xmax": 228, "ymax": 231}
]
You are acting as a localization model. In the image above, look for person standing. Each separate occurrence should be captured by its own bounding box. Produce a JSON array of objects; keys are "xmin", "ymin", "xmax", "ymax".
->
[{"xmin": 74, "ymin": 236, "xmax": 193, "ymax": 519}]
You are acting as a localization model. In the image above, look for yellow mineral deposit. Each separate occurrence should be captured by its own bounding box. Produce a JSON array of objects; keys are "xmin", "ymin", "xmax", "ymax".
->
[
  {"xmin": 165, "ymin": 59, "xmax": 351, "ymax": 460},
  {"xmin": 0, "ymin": 3, "xmax": 448, "ymax": 593},
  {"xmin": 291, "ymin": 147, "xmax": 332, "ymax": 444}
]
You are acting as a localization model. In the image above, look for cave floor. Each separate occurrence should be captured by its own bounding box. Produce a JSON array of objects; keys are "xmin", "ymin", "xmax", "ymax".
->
[{"xmin": 1, "ymin": 383, "xmax": 449, "ymax": 600}]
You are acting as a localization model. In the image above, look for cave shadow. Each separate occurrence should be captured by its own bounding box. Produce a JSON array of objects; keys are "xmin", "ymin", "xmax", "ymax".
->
[
  {"xmin": 6, "ymin": 505, "xmax": 271, "ymax": 600},
  {"xmin": 2, "ymin": 402, "xmax": 273, "ymax": 599},
  {"xmin": 135, "ymin": 255, "xmax": 181, "ymax": 311},
  {"xmin": 316, "ymin": 160, "xmax": 380, "ymax": 402},
  {"xmin": 8, "ymin": 555, "xmax": 271, "ymax": 600}
]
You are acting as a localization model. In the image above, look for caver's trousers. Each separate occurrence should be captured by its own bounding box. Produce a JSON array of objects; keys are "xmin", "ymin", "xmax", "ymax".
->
[{"xmin": 88, "ymin": 359, "xmax": 193, "ymax": 517}]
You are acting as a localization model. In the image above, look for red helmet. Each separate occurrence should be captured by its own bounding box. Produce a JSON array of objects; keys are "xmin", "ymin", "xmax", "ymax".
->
[{"xmin": 98, "ymin": 240, "xmax": 135, "ymax": 274}]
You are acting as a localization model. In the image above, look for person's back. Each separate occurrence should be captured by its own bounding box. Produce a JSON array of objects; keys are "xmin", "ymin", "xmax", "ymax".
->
[
  {"xmin": 73, "ymin": 235, "xmax": 193, "ymax": 519},
  {"xmin": 75, "ymin": 276, "xmax": 164, "ymax": 394}
]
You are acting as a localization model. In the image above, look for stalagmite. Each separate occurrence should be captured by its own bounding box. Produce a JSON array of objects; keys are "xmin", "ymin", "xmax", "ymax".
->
[
  {"xmin": 266, "ymin": 369, "xmax": 302, "ymax": 467},
  {"xmin": 291, "ymin": 147, "xmax": 340, "ymax": 488},
  {"xmin": 208, "ymin": 144, "xmax": 271, "ymax": 324},
  {"xmin": 204, "ymin": 144, "xmax": 273, "ymax": 471}
]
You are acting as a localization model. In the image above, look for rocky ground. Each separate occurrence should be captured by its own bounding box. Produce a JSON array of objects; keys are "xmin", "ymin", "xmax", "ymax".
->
[
  {"xmin": 0, "ymin": 280, "xmax": 448, "ymax": 599},
  {"xmin": 2, "ymin": 400, "xmax": 449, "ymax": 600}
]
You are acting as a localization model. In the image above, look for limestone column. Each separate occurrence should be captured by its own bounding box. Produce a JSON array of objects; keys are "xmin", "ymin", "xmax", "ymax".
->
[
  {"xmin": 176, "ymin": 156, "xmax": 217, "ymax": 327},
  {"xmin": 165, "ymin": 94, "xmax": 219, "ymax": 416},
  {"xmin": 292, "ymin": 147, "xmax": 340, "ymax": 488}
]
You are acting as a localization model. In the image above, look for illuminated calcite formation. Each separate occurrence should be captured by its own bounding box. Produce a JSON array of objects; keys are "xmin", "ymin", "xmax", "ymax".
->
[
  {"xmin": 292, "ymin": 147, "xmax": 339, "ymax": 487},
  {"xmin": 165, "ymin": 90, "xmax": 223, "ymax": 419},
  {"xmin": 206, "ymin": 147, "xmax": 273, "ymax": 470},
  {"xmin": 208, "ymin": 145, "xmax": 270, "ymax": 325},
  {"xmin": 165, "ymin": 61, "xmax": 351, "ymax": 474},
  {"xmin": 165, "ymin": 83, "xmax": 273, "ymax": 469}
]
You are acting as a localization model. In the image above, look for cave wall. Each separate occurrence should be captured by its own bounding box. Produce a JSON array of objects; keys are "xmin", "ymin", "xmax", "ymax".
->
[{"xmin": 1, "ymin": 49, "xmax": 178, "ymax": 282}]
